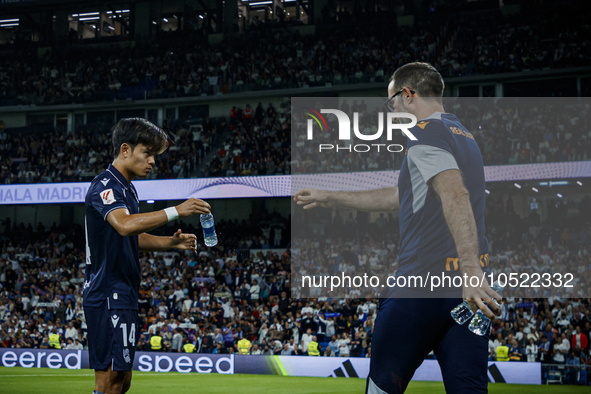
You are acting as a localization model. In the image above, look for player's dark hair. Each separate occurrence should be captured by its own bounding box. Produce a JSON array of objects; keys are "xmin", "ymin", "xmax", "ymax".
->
[
  {"xmin": 390, "ymin": 62, "xmax": 445, "ymax": 100},
  {"xmin": 112, "ymin": 118, "xmax": 169, "ymax": 158}
]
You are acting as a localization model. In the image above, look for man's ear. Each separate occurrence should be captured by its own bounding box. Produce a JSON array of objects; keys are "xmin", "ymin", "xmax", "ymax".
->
[{"xmin": 120, "ymin": 143, "xmax": 131, "ymax": 158}]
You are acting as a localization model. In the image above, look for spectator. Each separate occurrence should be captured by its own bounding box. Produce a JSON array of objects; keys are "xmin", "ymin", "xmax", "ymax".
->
[
  {"xmin": 338, "ymin": 333, "xmax": 351, "ymax": 358},
  {"xmin": 301, "ymin": 328, "xmax": 313, "ymax": 353},
  {"xmin": 171, "ymin": 328, "xmax": 183, "ymax": 352},
  {"xmin": 572, "ymin": 326, "xmax": 589, "ymax": 351},
  {"xmin": 280, "ymin": 343, "xmax": 293, "ymax": 355},
  {"xmin": 64, "ymin": 322, "xmax": 77, "ymax": 341},
  {"xmin": 251, "ymin": 343, "xmax": 262, "ymax": 355},
  {"xmin": 553, "ymin": 335, "xmax": 567, "ymax": 364},
  {"xmin": 526, "ymin": 338, "xmax": 539, "ymax": 362},
  {"xmin": 509, "ymin": 339, "xmax": 523, "ymax": 361},
  {"xmin": 350, "ymin": 331, "xmax": 362, "ymax": 358},
  {"xmin": 539, "ymin": 336, "xmax": 551, "ymax": 363}
]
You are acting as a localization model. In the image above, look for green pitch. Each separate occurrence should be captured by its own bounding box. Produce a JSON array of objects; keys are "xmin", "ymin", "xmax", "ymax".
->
[{"xmin": 1, "ymin": 367, "xmax": 587, "ymax": 394}]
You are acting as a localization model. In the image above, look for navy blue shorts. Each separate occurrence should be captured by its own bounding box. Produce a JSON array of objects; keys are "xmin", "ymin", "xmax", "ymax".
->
[
  {"xmin": 366, "ymin": 298, "xmax": 488, "ymax": 394},
  {"xmin": 84, "ymin": 301, "xmax": 138, "ymax": 371}
]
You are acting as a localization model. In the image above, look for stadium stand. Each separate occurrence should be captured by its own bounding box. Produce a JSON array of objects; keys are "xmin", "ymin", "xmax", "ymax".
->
[
  {"xmin": 0, "ymin": 4, "xmax": 590, "ymax": 108},
  {"xmin": 2, "ymin": 98, "xmax": 590, "ymax": 184},
  {"xmin": 435, "ymin": 5, "xmax": 591, "ymax": 77}
]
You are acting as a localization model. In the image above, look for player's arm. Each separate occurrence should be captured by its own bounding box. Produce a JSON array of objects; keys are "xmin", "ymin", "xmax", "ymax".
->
[
  {"xmin": 294, "ymin": 187, "xmax": 399, "ymax": 212},
  {"xmin": 106, "ymin": 198, "xmax": 210, "ymax": 237},
  {"xmin": 138, "ymin": 230, "xmax": 197, "ymax": 253},
  {"xmin": 431, "ymin": 169, "xmax": 501, "ymax": 318}
]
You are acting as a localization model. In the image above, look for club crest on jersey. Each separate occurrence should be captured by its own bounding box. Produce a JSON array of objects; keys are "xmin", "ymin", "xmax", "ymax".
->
[
  {"xmin": 111, "ymin": 314, "xmax": 120, "ymax": 328},
  {"xmin": 100, "ymin": 189, "xmax": 116, "ymax": 205},
  {"xmin": 101, "ymin": 178, "xmax": 110, "ymax": 186}
]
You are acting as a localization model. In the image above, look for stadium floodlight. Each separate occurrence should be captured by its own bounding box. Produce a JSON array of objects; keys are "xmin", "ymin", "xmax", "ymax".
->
[
  {"xmin": 79, "ymin": 17, "xmax": 100, "ymax": 21},
  {"xmin": 249, "ymin": 1, "xmax": 273, "ymax": 5},
  {"xmin": 163, "ymin": 18, "xmax": 169, "ymax": 22},
  {"xmin": 146, "ymin": 200, "xmax": 155, "ymax": 204},
  {"xmin": 485, "ymin": 189, "xmax": 490, "ymax": 195},
  {"xmin": 550, "ymin": 181, "xmax": 568, "ymax": 186},
  {"xmin": 0, "ymin": 23, "xmax": 19, "ymax": 27},
  {"xmin": 532, "ymin": 187, "xmax": 538, "ymax": 192},
  {"xmin": 577, "ymin": 181, "xmax": 583, "ymax": 186},
  {"xmin": 79, "ymin": 12, "xmax": 100, "ymax": 16},
  {"xmin": 152, "ymin": 21, "xmax": 157, "ymax": 24},
  {"xmin": 539, "ymin": 182, "xmax": 548, "ymax": 186},
  {"xmin": 199, "ymin": 15, "xmax": 204, "ymax": 19},
  {"xmin": 514, "ymin": 183, "xmax": 521, "ymax": 189},
  {"xmin": 0, "ymin": 19, "xmax": 19, "ymax": 23},
  {"xmin": 557, "ymin": 193, "xmax": 563, "ymax": 198}
]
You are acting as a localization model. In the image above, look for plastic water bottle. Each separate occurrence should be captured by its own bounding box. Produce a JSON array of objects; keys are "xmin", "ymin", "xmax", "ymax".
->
[
  {"xmin": 451, "ymin": 300, "xmax": 474, "ymax": 325},
  {"xmin": 200, "ymin": 213, "xmax": 218, "ymax": 247},
  {"xmin": 468, "ymin": 283, "xmax": 504, "ymax": 336}
]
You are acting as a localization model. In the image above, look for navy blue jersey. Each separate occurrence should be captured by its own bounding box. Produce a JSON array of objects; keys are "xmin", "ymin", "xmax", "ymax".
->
[
  {"xmin": 83, "ymin": 164, "xmax": 141, "ymax": 310},
  {"xmin": 396, "ymin": 112, "xmax": 488, "ymax": 279}
]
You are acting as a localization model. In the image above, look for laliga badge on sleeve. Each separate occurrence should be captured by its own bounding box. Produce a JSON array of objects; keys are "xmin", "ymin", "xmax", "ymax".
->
[{"xmin": 100, "ymin": 189, "xmax": 116, "ymax": 205}]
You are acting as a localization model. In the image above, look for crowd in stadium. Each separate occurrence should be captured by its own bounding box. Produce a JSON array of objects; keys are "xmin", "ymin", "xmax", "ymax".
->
[
  {"xmin": 0, "ymin": 23, "xmax": 436, "ymax": 107},
  {"xmin": 0, "ymin": 190, "xmax": 590, "ymax": 383},
  {"xmin": 1, "ymin": 4, "xmax": 589, "ymax": 108},
  {"xmin": 291, "ymin": 99, "xmax": 591, "ymax": 175},
  {"xmin": 436, "ymin": 6, "xmax": 590, "ymax": 77},
  {"xmin": 0, "ymin": 115, "xmax": 217, "ymax": 185},
  {"xmin": 2, "ymin": 95, "xmax": 590, "ymax": 184},
  {"xmin": 202, "ymin": 102, "xmax": 291, "ymax": 178}
]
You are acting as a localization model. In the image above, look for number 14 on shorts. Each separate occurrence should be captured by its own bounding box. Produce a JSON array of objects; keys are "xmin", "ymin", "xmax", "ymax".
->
[{"xmin": 111, "ymin": 313, "xmax": 136, "ymax": 347}]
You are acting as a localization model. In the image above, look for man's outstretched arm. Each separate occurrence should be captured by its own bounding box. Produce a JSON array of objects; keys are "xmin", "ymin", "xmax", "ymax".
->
[
  {"xmin": 294, "ymin": 187, "xmax": 399, "ymax": 212},
  {"xmin": 138, "ymin": 230, "xmax": 197, "ymax": 253}
]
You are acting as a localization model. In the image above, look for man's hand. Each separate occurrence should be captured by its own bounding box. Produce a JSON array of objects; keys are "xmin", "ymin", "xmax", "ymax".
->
[
  {"xmin": 171, "ymin": 229, "xmax": 197, "ymax": 253},
  {"xmin": 462, "ymin": 268, "xmax": 502, "ymax": 319},
  {"xmin": 176, "ymin": 198, "xmax": 211, "ymax": 217},
  {"xmin": 294, "ymin": 188, "xmax": 334, "ymax": 210}
]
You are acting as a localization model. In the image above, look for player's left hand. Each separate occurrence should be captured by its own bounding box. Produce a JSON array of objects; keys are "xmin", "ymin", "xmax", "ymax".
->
[
  {"xmin": 171, "ymin": 229, "xmax": 197, "ymax": 252},
  {"xmin": 462, "ymin": 271, "xmax": 501, "ymax": 319}
]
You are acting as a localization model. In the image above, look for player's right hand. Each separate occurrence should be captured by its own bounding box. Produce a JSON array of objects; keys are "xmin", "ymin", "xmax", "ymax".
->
[
  {"xmin": 176, "ymin": 198, "xmax": 211, "ymax": 217},
  {"xmin": 294, "ymin": 188, "xmax": 333, "ymax": 210}
]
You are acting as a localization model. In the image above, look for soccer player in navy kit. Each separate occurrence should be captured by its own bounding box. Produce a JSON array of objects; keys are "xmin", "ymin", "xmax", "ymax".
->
[
  {"xmin": 295, "ymin": 63, "xmax": 501, "ymax": 393},
  {"xmin": 84, "ymin": 118, "xmax": 211, "ymax": 394}
]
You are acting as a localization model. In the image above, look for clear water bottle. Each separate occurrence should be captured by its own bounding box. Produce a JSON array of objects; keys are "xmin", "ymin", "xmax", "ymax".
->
[
  {"xmin": 468, "ymin": 283, "xmax": 504, "ymax": 336},
  {"xmin": 200, "ymin": 213, "xmax": 218, "ymax": 247},
  {"xmin": 451, "ymin": 300, "xmax": 474, "ymax": 325}
]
